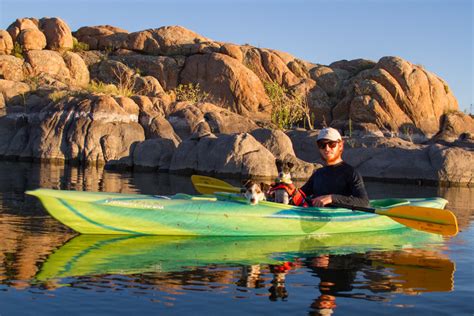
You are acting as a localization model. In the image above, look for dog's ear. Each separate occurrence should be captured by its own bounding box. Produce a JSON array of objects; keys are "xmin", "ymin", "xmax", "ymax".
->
[
  {"xmin": 260, "ymin": 182, "xmax": 271, "ymax": 192},
  {"xmin": 275, "ymin": 159, "xmax": 283, "ymax": 170}
]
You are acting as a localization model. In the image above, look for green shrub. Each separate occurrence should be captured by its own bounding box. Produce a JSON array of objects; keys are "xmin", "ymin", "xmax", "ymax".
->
[
  {"xmin": 86, "ymin": 80, "xmax": 120, "ymax": 95},
  {"xmin": 72, "ymin": 37, "xmax": 89, "ymax": 52},
  {"xmin": 264, "ymin": 80, "xmax": 313, "ymax": 129},
  {"xmin": 48, "ymin": 90, "xmax": 69, "ymax": 102},
  {"xmin": 12, "ymin": 43, "xmax": 24, "ymax": 59},
  {"xmin": 24, "ymin": 75, "xmax": 40, "ymax": 90},
  {"xmin": 174, "ymin": 83, "xmax": 210, "ymax": 103}
]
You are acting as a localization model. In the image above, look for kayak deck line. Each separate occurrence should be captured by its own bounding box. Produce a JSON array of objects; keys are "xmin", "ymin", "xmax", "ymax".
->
[{"xmin": 58, "ymin": 198, "xmax": 147, "ymax": 235}]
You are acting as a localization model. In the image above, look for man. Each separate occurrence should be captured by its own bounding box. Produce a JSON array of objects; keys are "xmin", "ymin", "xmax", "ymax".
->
[{"xmin": 300, "ymin": 127, "xmax": 369, "ymax": 208}]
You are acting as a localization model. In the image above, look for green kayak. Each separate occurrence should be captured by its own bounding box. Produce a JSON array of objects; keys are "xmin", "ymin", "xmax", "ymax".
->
[
  {"xmin": 27, "ymin": 189, "xmax": 448, "ymax": 236},
  {"xmin": 36, "ymin": 229, "xmax": 446, "ymax": 281}
]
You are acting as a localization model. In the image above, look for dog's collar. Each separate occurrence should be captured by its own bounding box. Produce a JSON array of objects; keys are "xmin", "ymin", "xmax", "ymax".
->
[{"xmin": 276, "ymin": 176, "xmax": 292, "ymax": 184}]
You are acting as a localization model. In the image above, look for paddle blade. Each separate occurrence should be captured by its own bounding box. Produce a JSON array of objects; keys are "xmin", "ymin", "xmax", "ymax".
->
[
  {"xmin": 387, "ymin": 216, "xmax": 458, "ymax": 236},
  {"xmin": 191, "ymin": 175, "xmax": 241, "ymax": 195},
  {"xmin": 376, "ymin": 206, "xmax": 459, "ymax": 236}
]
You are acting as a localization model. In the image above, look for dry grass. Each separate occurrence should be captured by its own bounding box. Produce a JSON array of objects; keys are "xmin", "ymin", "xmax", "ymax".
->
[
  {"xmin": 86, "ymin": 80, "xmax": 120, "ymax": 95},
  {"xmin": 112, "ymin": 67, "xmax": 137, "ymax": 97},
  {"xmin": 48, "ymin": 90, "xmax": 70, "ymax": 102},
  {"xmin": 174, "ymin": 83, "xmax": 210, "ymax": 103}
]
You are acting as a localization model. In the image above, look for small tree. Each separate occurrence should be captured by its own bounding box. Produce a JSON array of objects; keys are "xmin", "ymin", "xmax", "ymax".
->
[{"xmin": 264, "ymin": 81, "xmax": 313, "ymax": 129}]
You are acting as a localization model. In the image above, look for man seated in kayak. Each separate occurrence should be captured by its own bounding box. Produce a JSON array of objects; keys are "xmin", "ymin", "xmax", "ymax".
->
[{"xmin": 300, "ymin": 127, "xmax": 369, "ymax": 208}]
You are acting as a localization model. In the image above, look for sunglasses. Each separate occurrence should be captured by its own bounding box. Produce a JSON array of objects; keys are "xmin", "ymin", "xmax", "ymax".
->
[{"xmin": 317, "ymin": 141, "xmax": 340, "ymax": 149}]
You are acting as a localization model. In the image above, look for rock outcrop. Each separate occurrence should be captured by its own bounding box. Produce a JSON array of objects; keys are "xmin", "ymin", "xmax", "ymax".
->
[
  {"xmin": 62, "ymin": 51, "xmax": 90, "ymax": 87},
  {"xmin": 6, "ymin": 18, "xmax": 40, "ymax": 42},
  {"xmin": 74, "ymin": 25, "xmax": 218, "ymax": 56},
  {"xmin": 434, "ymin": 111, "xmax": 474, "ymax": 141},
  {"xmin": 180, "ymin": 53, "xmax": 271, "ymax": 116},
  {"xmin": 73, "ymin": 25, "xmax": 129, "ymax": 50},
  {"xmin": 131, "ymin": 138, "xmax": 177, "ymax": 171},
  {"xmin": 167, "ymin": 102, "xmax": 258, "ymax": 140},
  {"xmin": 331, "ymin": 57, "xmax": 458, "ymax": 137},
  {"xmin": 169, "ymin": 133, "xmax": 278, "ymax": 177},
  {"xmin": 17, "ymin": 28, "xmax": 47, "ymax": 51},
  {"xmin": 39, "ymin": 17, "xmax": 74, "ymax": 51},
  {"xmin": 112, "ymin": 54, "xmax": 183, "ymax": 90},
  {"xmin": 0, "ymin": 79, "xmax": 30, "ymax": 107},
  {"xmin": 0, "ymin": 30, "xmax": 14, "ymax": 55},
  {"xmin": 241, "ymin": 47, "xmax": 301, "ymax": 87},
  {"xmin": 6, "ymin": 17, "xmax": 74, "ymax": 53},
  {"xmin": 249, "ymin": 128, "xmax": 317, "ymax": 179},
  {"xmin": 0, "ymin": 55, "xmax": 26, "ymax": 81},
  {"xmin": 0, "ymin": 16, "xmax": 472, "ymax": 185},
  {"xmin": 0, "ymin": 95, "xmax": 144, "ymax": 165}
]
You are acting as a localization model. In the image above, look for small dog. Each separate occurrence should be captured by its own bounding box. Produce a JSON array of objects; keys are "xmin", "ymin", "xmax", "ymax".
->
[
  {"xmin": 243, "ymin": 180, "xmax": 266, "ymax": 205},
  {"xmin": 272, "ymin": 159, "xmax": 295, "ymax": 204},
  {"xmin": 268, "ymin": 262, "xmax": 293, "ymax": 301},
  {"xmin": 238, "ymin": 264, "xmax": 263, "ymax": 288}
]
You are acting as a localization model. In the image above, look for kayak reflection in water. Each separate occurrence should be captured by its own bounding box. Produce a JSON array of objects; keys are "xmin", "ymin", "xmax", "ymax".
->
[{"xmin": 300, "ymin": 127, "xmax": 370, "ymax": 208}]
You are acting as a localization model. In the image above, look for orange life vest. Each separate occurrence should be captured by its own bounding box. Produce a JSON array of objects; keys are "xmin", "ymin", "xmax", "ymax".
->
[{"xmin": 269, "ymin": 183, "xmax": 309, "ymax": 207}]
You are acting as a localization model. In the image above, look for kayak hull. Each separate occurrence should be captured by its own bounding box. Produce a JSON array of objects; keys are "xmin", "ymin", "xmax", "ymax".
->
[{"xmin": 27, "ymin": 189, "xmax": 448, "ymax": 236}]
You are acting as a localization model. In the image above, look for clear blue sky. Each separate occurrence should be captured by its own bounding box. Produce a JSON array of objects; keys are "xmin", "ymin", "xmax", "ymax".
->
[{"xmin": 1, "ymin": 0, "xmax": 472, "ymax": 112}]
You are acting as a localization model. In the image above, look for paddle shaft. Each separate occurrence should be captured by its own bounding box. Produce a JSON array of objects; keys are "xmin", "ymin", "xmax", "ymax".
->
[{"xmin": 331, "ymin": 202, "xmax": 379, "ymax": 213}]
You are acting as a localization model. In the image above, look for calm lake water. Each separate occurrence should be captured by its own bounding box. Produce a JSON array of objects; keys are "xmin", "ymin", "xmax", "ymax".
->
[{"xmin": 0, "ymin": 161, "xmax": 473, "ymax": 316}]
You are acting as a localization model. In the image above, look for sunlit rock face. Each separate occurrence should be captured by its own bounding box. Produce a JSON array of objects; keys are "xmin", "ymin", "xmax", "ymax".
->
[{"xmin": 0, "ymin": 16, "xmax": 471, "ymax": 183}]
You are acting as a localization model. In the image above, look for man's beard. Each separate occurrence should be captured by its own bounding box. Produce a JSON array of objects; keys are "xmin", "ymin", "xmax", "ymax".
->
[{"xmin": 325, "ymin": 148, "xmax": 343, "ymax": 164}]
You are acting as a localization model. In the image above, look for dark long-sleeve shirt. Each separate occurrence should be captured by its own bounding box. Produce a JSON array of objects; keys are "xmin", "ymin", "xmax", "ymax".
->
[{"xmin": 300, "ymin": 161, "xmax": 369, "ymax": 208}]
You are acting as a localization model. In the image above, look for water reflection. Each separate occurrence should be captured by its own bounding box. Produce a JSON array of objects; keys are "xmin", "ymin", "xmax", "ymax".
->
[
  {"xmin": 306, "ymin": 249, "xmax": 455, "ymax": 315},
  {"xmin": 29, "ymin": 232, "xmax": 455, "ymax": 314},
  {"xmin": 0, "ymin": 161, "xmax": 472, "ymax": 314},
  {"xmin": 0, "ymin": 213, "xmax": 73, "ymax": 288},
  {"xmin": 33, "ymin": 230, "xmax": 442, "ymax": 280},
  {"xmin": 0, "ymin": 161, "xmax": 200, "ymax": 198}
]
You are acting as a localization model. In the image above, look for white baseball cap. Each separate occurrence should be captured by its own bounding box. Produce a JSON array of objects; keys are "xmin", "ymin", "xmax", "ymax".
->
[{"xmin": 317, "ymin": 127, "xmax": 342, "ymax": 142}]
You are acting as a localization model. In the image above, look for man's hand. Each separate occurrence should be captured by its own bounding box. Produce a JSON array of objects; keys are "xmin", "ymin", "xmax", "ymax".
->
[{"xmin": 311, "ymin": 195, "xmax": 333, "ymax": 207}]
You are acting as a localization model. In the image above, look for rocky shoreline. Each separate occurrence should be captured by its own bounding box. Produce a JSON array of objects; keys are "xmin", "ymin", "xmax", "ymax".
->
[{"xmin": 1, "ymin": 17, "xmax": 473, "ymax": 186}]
